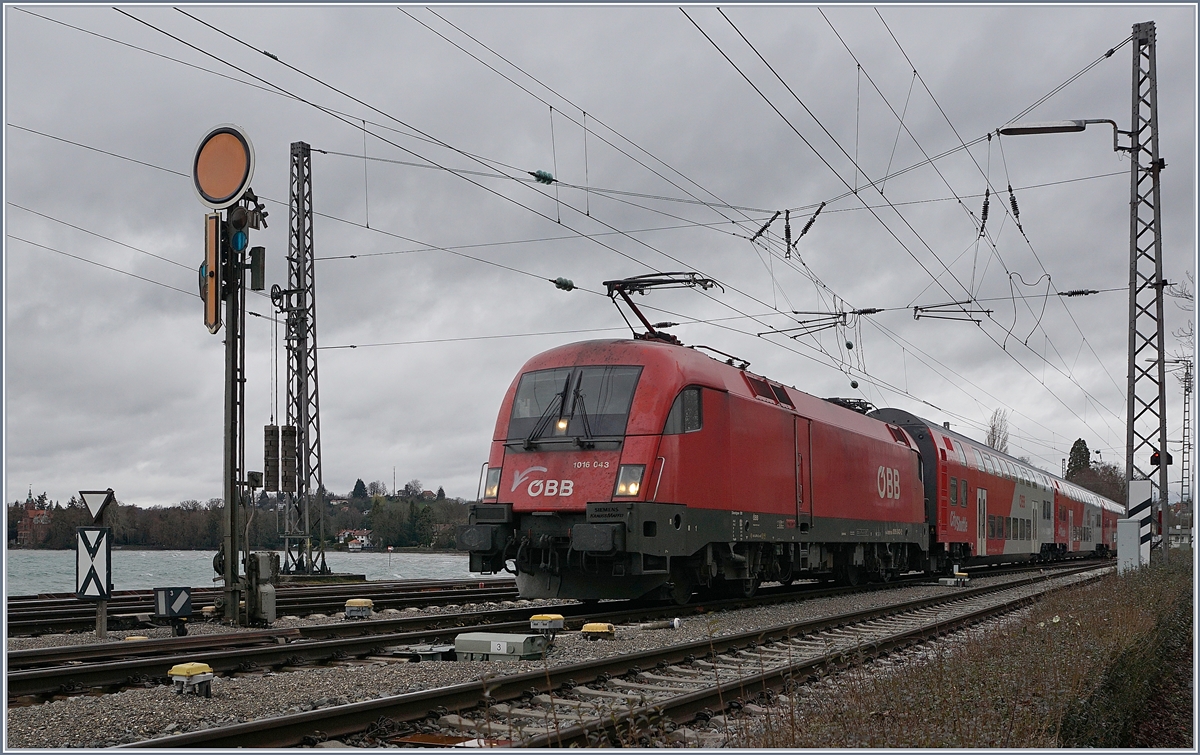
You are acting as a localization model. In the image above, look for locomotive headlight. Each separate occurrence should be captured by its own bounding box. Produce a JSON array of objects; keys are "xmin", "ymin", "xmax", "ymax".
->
[
  {"xmin": 483, "ymin": 468, "xmax": 501, "ymax": 499},
  {"xmin": 614, "ymin": 465, "xmax": 646, "ymax": 497}
]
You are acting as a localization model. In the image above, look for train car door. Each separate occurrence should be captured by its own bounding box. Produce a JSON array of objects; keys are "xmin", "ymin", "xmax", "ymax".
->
[
  {"xmin": 977, "ymin": 488, "xmax": 987, "ymax": 556},
  {"xmin": 795, "ymin": 417, "xmax": 812, "ymax": 531},
  {"xmin": 1069, "ymin": 510, "xmax": 1076, "ymax": 551}
]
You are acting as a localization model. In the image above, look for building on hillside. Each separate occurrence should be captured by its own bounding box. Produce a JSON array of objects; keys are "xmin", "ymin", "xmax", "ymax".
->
[
  {"xmin": 421, "ymin": 490, "xmax": 437, "ymax": 501},
  {"xmin": 336, "ymin": 528, "xmax": 374, "ymax": 549},
  {"xmin": 15, "ymin": 490, "xmax": 53, "ymax": 546}
]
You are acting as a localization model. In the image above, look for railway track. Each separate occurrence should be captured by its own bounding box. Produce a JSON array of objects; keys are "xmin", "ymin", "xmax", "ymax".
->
[
  {"xmin": 5, "ymin": 561, "xmax": 1093, "ymax": 701},
  {"xmin": 6, "ymin": 578, "xmax": 874, "ymax": 699},
  {"xmin": 117, "ymin": 563, "xmax": 1105, "ymax": 748},
  {"xmin": 6, "ymin": 577, "xmax": 517, "ymax": 636}
]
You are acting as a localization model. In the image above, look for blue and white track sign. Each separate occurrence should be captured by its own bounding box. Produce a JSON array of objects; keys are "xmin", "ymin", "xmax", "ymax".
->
[{"xmin": 76, "ymin": 527, "xmax": 112, "ymax": 600}]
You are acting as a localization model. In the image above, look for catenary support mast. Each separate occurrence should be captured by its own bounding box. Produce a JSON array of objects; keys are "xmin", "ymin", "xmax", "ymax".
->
[
  {"xmin": 278, "ymin": 141, "xmax": 328, "ymax": 574},
  {"xmin": 1124, "ymin": 21, "xmax": 1170, "ymax": 562}
]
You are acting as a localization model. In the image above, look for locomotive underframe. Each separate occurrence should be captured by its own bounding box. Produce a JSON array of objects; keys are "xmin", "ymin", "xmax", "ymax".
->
[{"xmin": 459, "ymin": 502, "xmax": 930, "ymax": 601}]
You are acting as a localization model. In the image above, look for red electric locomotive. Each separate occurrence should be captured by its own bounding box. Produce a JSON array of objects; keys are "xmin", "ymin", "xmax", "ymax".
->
[
  {"xmin": 457, "ymin": 275, "xmax": 1121, "ymax": 602},
  {"xmin": 458, "ymin": 335, "xmax": 930, "ymax": 602}
]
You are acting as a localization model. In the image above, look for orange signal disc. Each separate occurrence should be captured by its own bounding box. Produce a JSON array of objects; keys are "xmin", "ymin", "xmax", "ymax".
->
[{"xmin": 192, "ymin": 125, "xmax": 254, "ymax": 208}]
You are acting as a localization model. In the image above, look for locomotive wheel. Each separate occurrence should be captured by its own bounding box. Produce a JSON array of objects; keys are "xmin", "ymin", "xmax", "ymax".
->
[
  {"xmin": 720, "ymin": 577, "xmax": 759, "ymax": 598},
  {"xmin": 667, "ymin": 579, "xmax": 693, "ymax": 606},
  {"xmin": 667, "ymin": 567, "xmax": 695, "ymax": 605},
  {"xmin": 838, "ymin": 564, "xmax": 862, "ymax": 587}
]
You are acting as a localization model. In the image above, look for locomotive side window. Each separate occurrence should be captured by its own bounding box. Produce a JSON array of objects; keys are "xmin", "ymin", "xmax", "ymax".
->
[
  {"xmin": 663, "ymin": 387, "xmax": 703, "ymax": 435},
  {"xmin": 949, "ymin": 477, "xmax": 958, "ymax": 506}
]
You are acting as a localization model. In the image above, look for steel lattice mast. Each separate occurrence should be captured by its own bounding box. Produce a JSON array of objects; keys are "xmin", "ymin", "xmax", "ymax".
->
[
  {"xmin": 278, "ymin": 141, "xmax": 328, "ymax": 574},
  {"xmin": 1124, "ymin": 21, "xmax": 1170, "ymax": 560}
]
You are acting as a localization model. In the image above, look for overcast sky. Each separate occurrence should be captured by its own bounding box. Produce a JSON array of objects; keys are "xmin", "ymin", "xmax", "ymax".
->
[{"xmin": 4, "ymin": 4, "xmax": 1196, "ymax": 509}]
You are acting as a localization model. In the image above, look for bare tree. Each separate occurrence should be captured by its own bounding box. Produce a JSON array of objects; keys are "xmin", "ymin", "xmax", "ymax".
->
[
  {"xmin": 986, "ymin": 408, "xmax": 1009, "ymax": 455},
  {"xmin": 1168, "ymin": 270, "xmax": 1194, "ymax": 359}
]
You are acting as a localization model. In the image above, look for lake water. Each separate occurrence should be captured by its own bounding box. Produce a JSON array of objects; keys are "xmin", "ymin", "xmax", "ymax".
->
[{"xmin": 3, "ymin": 549, "xmax": 502, "ymax": 597}]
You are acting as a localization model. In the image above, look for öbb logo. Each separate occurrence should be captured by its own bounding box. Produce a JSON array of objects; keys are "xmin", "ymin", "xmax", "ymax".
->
[
  {"xmin": 877, "ymin": 466, "xmax": 901, "ymax": 499},
  {"xmin": 527, "ymin": 479, "xmax": 574, "ymax": 497},
  {"xmin": 511, "ymin": 467, "xmax": 574, "ymax": 497}
]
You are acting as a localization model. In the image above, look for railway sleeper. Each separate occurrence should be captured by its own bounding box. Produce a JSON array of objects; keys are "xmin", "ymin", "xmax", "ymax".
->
[
  {"xmin": 489, "ymin": 703, "xmax": 586, "ymax": 721},
  {"xmin": 531, "ymin": 693, "xmax": 632, "ymax": 712}
]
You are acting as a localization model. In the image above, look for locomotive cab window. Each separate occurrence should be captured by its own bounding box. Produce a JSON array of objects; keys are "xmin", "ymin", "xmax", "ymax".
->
[
  {"xmin": 508, "ymin": 365, "xmax": 642, "ymax": 441},
  {"xmin": 663, "ymin": 387, "xmax": 703, "ymax": 435}
]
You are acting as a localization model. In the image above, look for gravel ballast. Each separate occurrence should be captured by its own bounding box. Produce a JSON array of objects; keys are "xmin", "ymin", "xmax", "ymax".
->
[{"xmin": 5, "ymin": 571, "xmax": 1089, "ymax": 748}]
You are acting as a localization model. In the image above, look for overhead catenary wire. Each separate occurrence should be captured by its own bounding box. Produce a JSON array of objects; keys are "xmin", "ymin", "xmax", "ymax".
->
[
  {"xmin": 692, "ymin": 8, "xmax": 1124, "ymax": 445},
  {"xmin": 765, "ymin": 10, "xmax": 1129, "ymax": 434},
  {"xmin": 11, "ymin": 125, "xmax": 1098, "ymax": 470},
  {"xmin": 14, "ymin": 116, "xmax": 1128, "ymax": 436},
  {"xmin": 412, "ymin": 7, "xmax": 760, "ymax": 234},
  {"xmin": 7, "ymin": 14, "xmax": 1123, "ymax": 463},
  {"xmin": 154, "ymin": 7, "xmax": 892, "ymax": 370},
  {"xmin": 874, "ymin": 9, "xmax": 1129, "ymax": 403}
]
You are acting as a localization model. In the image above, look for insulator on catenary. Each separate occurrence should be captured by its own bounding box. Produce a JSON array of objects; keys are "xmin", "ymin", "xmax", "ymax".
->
[
  {"xmin": 978, "ymin": 188, "xmax": 990, "ymax": 238},
  {"xmin": 552, "ymin": 277, "xmax": 575, "ymax": 291},
  {"xmin": 784, "ymin": 209, "xmax": 792, "ymax": 259},
  {"xmin": 529, "ymin": 170, "xmax": 555, "ymax": 184},
  {"xmin": 1007, "ymin": 184, "xmax": 1025, "ymax": 235},
  {"xmin": 750, "ymin": 210, "xmax": 782, "ymax": 243},
  {"xmin": 1058, "ymin": 289, "xmax": 1099, "ymax": 297},
  {"xmin": 798, "ymin": 202, "xmax": 825, "ymax": 240}
]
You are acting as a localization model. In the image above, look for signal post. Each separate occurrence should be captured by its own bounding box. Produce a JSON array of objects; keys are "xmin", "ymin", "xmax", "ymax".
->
[{"xmin": 193, "ymin": 124, "xmax": 267, "ymax": 624}]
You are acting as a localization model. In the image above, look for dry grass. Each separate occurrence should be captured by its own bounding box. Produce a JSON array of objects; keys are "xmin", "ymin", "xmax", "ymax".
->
[{"xmin": 737, "ymin": 558, "xmax": 1193, "ymax": 748}]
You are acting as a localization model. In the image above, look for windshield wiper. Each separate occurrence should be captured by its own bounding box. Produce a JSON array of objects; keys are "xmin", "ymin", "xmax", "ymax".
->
[
  {"xmin": 525, "ymin": 372, "xmax": 572, "ymax": 449},
  {"xmin": 571, "ymin": 372, "xmax": 595, "ymax": 448}
]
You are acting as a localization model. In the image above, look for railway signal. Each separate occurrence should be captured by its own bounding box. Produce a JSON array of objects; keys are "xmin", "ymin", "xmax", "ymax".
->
[
  {"xmin": 193, "ymin": 124, "xmax": 255, "ymax": 210},
  {"xmin": 201, "ymin": 213, "xmax": 222, "ymax": 334}
]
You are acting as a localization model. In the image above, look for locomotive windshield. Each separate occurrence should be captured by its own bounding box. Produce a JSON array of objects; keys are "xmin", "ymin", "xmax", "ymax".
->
[{"xmin": 508, "ymin": 365, "xmax": 642, "ymax": 442}]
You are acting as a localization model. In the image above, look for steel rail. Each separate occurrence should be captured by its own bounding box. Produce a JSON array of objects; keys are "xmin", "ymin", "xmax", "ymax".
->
[
  {"xmin": 6, "ymin": 562, "xmax": 1093, "ymax": 695},
  {"xmin": 6, "ymin": 584, "xmax": 520, "ymax": 636},
  {"xmin": 117, "ymin": 564, "xmax": 1104, "ymax": 748}
]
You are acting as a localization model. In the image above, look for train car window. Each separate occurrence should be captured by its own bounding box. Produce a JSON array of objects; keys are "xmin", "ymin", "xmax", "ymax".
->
[
  {"xmin": 972, "ymin": 448, "xmax": 984, "ymax": 470},
  {"xmin": 508, "ymin": 365, "xmax": 642, "ymax": 440},
  {"xmin": 949, "ymin": 477, "xmax": 958, "ymax": 506},
  {"xmin": 988, "ymin": 515, "xmax": 996, "ymax": 539},
  {"xmin": 663, "ymin": 387, "xmax": 703, "ymax": 435},
  {"xmin": 983, "ymin": 455, "xmax": 995, "ymax": 476},
  {"xmin": 961, "ymin": 480, "xmax": 967, "ymax": 505},
  {"xmin": 745, "ymin": 375, "xmax": 776, "ymax": 401},
  {"xmin": 1006, "ymin": 517, "xmax": 1012, "ymax": 539},
  {"xmin": 770, "ymin": 384, "xmax": 794, "ymax": 407}
]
